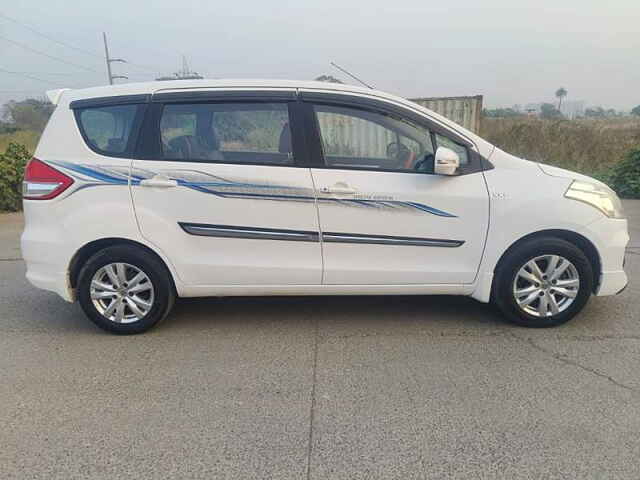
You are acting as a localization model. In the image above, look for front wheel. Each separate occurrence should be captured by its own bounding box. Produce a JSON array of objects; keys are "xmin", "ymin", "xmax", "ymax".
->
[
  {"xmin": 77, "ymin": 245, "xmax": 175, "ymax": 334},
  {"xmin": 493, "ymin": 237, "xmax": 594, "ymax": 327}
]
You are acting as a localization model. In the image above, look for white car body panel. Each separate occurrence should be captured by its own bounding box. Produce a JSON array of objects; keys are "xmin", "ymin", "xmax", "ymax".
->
[
  {"xmin": 130, "ymin": 162, "xmax": 323, "ymax": 286},
  {"xmin": 470, "ymin": 148, "xmax": 629, "ymax": 302},
  {"xmin": 23, "ymin": 79, "xmax": 628, "ymax": 306},
  {"xmin": 310, "ymin": 167, "xmax": 489, "ymax": 284}
]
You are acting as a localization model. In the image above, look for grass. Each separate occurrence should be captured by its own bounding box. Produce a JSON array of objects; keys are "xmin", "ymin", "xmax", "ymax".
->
[
  {"xmin": 0, "ymin": 130, "xmax": 40, "ymax": 155},
  {"xmin": 480, "ymin": 117, "xmax": 640, "ymax": 176}
]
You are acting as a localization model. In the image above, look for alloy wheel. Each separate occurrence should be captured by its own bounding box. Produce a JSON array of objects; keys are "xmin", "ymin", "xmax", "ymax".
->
[
  {"xmin": 90, "ymin": 263, "xmax": 155, "ymax": 323},
  {"xmin": 512, "ymin": 254, "xmax": 580, "ymax": 318}
]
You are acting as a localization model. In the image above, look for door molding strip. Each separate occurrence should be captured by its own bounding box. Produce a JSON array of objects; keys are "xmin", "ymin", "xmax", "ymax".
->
[
  {"xmin": 322, "ymin": 232, "xmax": 464, "ymax": 247},
  {"xmin": 178, "ymin": 223, "xmax": 319, "ymax": 242},
  {"xmin": 179, "ymin": 223, "xmax": 464, "ymax": 247}
]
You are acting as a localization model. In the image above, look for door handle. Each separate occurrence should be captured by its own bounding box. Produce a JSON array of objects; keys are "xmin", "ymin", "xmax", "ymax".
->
[
  {"xmin": 139, "ymin": 175, "xmax": 178, "ymax": 188},
  {"xmin": 320, "ymin": 183, "xmax": 357, "ymax": 195}
]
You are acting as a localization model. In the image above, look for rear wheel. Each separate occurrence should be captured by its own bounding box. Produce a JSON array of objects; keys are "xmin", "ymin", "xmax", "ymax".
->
[
  {"xmin": 493, "ymin": 237, "xmax": 594, "ymax": 327},
  {"xmin": 77, "ymin": 245, "xmax": 175, "ymax": 334}
]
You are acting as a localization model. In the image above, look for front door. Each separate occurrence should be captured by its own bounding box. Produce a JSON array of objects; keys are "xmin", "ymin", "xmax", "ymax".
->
[
  {"xmin": 131, "ymin": 93, "xmax": 322, "ymax": 286},
  {"xmin": 305, "ymin": 99, "xmax": 489, "ymax": 285}
]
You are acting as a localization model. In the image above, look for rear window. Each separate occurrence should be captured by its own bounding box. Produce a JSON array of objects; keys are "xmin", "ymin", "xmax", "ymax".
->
[{"xmin": 76, "ymin": 104, "xmax": 141, "ymax": 156}]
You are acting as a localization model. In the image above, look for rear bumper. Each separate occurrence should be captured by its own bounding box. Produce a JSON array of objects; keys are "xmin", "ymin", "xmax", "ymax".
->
[
  {"xmin": 22, "ymin": 233, "xmax": 75, "ymax": 302},
  {"xmin": 21, "ymin": 201, "xmax": 75, "ymax": 302}
]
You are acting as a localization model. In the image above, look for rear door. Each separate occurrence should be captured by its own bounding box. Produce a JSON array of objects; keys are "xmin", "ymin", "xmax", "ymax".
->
[
  {"xmin": 131, "ymin": 90, "xmax": 322, "ymax": 286},
  {"xmin": 300, "ymin": 92, "xmax": 490, "ymax": 285}
]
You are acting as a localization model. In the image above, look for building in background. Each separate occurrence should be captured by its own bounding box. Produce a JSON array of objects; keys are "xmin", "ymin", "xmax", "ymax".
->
[{"xmin": 560, "ymin": 100, "xmax": 585, "ymax": 119}]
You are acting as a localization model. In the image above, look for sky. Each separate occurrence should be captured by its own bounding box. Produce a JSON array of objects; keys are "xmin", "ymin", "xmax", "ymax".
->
[{"xmin": 1, "ymin": 0, "xmax": 639, "ymax": 110}]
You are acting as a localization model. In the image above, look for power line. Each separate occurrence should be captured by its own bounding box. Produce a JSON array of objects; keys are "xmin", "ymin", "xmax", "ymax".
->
[
  {"xmin": 0, "ymin": 13, "xmax": 165, "ymax": 73},
  {"xmin": 124, "ymin": 62, "xmax": 163, "ymax": 73},
  {"xmin": 0, "ymin": 67, "xmax": 59, "ymax": 84},
  {"xmin": 0, "ymin": 13, "xmax": 172, "ymax": 79},
  {"xmin": 0, "ymin": 90, "xmax": 48, "ymax": 93},
  {"xmin": 0, "ymin": 13, "xmax": 102, "ymax": 59},
  {"xmin": 0, "ymin": 67, "xmax": 85, "ymax": 89},
  {"xmin": 0, "ymin": 35, "xmax": 101, "ymax": 73},
  {"xmin": 2, "ymin": 71, "xmax": 88, "ymax": 76}
]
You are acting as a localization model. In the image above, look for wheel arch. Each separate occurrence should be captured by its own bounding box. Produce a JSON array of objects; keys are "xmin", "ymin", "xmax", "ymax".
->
[
  {"xmin": 68, "ymin": 238, "xmax": 178, "ymax": 293},
  {"xmin": 492, "ymin": 229, "xmax": 601, "ymax": 295}
]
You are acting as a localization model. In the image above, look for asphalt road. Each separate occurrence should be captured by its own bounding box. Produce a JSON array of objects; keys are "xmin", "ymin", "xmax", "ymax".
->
[{"xmin": 2, "ymin": 202, "xmax": 640, "ymax": 479}]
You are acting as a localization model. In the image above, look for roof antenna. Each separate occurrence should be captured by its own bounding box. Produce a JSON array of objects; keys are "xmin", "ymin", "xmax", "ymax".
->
[{"xmin": 330, "ymin": 62, "xmax": 374, "ymax": 89}]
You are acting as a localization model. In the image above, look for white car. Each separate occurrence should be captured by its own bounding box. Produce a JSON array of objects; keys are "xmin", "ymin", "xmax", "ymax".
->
[{"xmin": 21, "ymin": 80, "xmax": 629, "ymax": 334}]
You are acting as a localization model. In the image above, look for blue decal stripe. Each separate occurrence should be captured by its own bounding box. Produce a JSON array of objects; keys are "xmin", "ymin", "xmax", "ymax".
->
[
  {"xmin": 51, "ymin": 161, "xmax": 129, "ymax": 184},
  {"xmin": 402, "ymin": 201, "xmax": 457, "ymax": 217},
  {"xmin": 46, "ymin": 162, "xmax": 458, "ymax": 217}
]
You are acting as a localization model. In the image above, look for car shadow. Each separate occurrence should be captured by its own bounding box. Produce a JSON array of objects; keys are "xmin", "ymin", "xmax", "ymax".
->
[{"xmin": 160, "ymin": 294, "xmax": 507, "ymax": 333}]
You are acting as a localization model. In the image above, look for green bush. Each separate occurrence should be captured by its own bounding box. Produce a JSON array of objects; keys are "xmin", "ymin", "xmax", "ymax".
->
[
  {"xmin": 602, "ymin": 148, "xmax": 640, "ymax": 199},
  {"xmin": 0, "ymin": 143, "xmax": 31, "ymax": 212},
  {"xmin": 480, "ymin": 117, "xmax": 640, "ymax": 175}
]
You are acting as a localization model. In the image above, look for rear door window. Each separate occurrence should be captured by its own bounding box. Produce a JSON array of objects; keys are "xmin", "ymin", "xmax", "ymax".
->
[
  {"xmin": 76, "ymin": 104, "xmax": 141, "ymax": 156},
  {"xmin": 159, "ymin": 102, "xmax": 293, "ymax": 165}
]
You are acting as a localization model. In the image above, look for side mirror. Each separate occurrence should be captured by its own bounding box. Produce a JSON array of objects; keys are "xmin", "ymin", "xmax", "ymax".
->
[{"xmin": 434, "ymin": 147, "xmax": 460, "ymax": 176}]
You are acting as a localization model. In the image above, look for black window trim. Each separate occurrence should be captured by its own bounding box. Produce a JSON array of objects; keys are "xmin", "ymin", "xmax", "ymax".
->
[
  {"xmin": 299, "ymin": 91, "xmax": 492, "ymax": 175},
  {"xmin": 72, "ymin": 88, "xmax": 493, "ymax": 171},
  {"xmin": 69, "ymin": 94, "xmax": 151, "ymax": 110},
  {"xmin": 73, "ymin": 102, "xmax": 148, "ymax": 159}
]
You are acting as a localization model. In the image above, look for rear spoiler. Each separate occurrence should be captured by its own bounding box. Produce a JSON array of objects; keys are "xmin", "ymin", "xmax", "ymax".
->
[{"xmin": 46, "ymin": 88, "xmax": 71, "ymax": 106}]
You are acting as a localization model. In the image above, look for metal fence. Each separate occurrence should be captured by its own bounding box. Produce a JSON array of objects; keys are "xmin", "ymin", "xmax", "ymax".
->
[{"xmin": 408, "ymin": 95, "xmax": 483, "ymax": 133}]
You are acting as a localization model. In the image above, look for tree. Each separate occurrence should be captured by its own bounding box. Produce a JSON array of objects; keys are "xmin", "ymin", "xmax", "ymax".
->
[
  {"xmin": 314, "ymin": 75, "xmax": 344, "ymax": 84},
  {"xmin": 584, "ymin": 106, "xmax": 618, "ymax": 118},
  {"xmin": 0, "ymin": 143, "xmax": 31, "ymax": 211},
  {"xmin": 540, "ymin": 103, "xmax": 562, "ymax": 119},
  {"xmin": 631, "ymin": 105, "xmax": 640, "ymax": 116},
  {"xmin": 2, "ymin": 98, "xmax": 54, "ymax": 132},
  {"xmin": 555, "ymin": 87, "xmax": 568, "ymax": 111},
  {"xmin": 585, "ymin": 107, "xmax": 605, "ymax": 118}
]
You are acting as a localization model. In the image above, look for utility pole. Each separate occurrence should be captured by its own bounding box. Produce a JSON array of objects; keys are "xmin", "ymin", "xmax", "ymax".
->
[{"xmin": 102, "ymin": 32, "xmax": 128, "ymax": 85}]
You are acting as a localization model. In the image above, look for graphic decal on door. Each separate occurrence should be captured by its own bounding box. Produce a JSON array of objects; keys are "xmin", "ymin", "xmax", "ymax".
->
[{"xmin": 48, "ymin": 161, "xmax": 457, "ymax": 218}]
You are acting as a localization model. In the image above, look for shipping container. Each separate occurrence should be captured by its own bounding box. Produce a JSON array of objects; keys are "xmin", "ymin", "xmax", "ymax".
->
[{"xmin": 408, "ymin": 95, "xmax": 483, "ymax": 133}]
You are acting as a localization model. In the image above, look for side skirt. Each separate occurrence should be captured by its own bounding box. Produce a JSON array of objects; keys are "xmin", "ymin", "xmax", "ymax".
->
[{"xmin": 176, "ymin": 283, "xmax": 476, "ymax": 298}]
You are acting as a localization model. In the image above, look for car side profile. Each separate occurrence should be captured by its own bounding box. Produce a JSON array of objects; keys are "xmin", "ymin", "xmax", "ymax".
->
[{"xmin": 21, "ymin": 80, "xmax": 629, "ymax": 334}]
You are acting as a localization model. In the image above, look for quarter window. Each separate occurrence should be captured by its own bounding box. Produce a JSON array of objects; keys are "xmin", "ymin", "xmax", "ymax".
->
[
  {"xmin": 159, "ymin": 103, "xmax": 293, "ymax": 164},
  {"xmin": 77, "ymin": 104, "xmax": 140, "ymax": 155},
  {"xmin": 314, "ymin": 104, "xmax": 435, "ymax": 172}
]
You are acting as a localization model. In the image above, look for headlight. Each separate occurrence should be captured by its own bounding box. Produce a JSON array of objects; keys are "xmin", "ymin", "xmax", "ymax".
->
[{"xmin": 564, "ymin": 180, "xmax": 625, "ymax": 218}]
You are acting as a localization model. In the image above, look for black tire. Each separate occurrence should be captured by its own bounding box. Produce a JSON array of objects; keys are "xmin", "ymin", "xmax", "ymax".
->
[
  {"xmin": 492, "ymin": 237, "xmax": 594, "ymax": 328},
  {"xmin": 77, "ymin": 245, "xmax": 175, "ymax": 334}
]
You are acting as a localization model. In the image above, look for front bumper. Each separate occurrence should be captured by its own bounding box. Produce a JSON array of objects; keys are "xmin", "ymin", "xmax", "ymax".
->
[
  {"xmin": 597, "ymin": 270, "xmax": 628, "ymax": 296},
  {"xmin": 579, "ymin": 216, "xmax": 629, "ymax": 297}
]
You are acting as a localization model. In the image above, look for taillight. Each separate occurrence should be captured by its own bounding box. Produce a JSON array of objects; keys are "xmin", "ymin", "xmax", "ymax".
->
[{"xmin": 23, "ymin": 158, "xmax": 74, "ymax": 200}]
